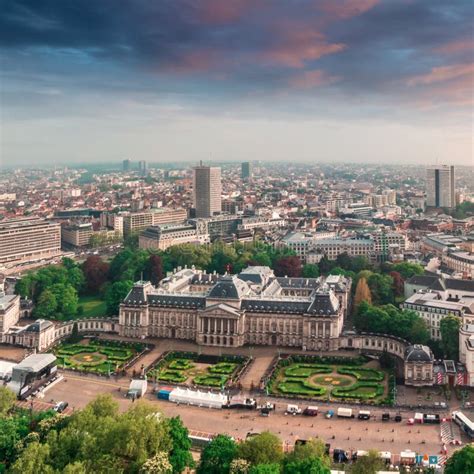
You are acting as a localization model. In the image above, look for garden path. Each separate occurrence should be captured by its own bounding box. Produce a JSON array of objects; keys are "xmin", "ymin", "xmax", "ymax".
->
[
  {"xmin": 126, "ymin": 344, "xmax": 163, "ymax": 375},
  {"xmin": 239, "ymin": 354, "xmax": 274, "ymax": 390}
]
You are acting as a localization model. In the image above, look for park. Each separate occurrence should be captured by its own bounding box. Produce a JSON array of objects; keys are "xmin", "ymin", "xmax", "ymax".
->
[
  {"xmin": 54, "ymin": 338, "xmax": 145, "ymax": 375},
  {"xmin": 147, "ymin": 351, "xmax": 249, "ymax": 388},
  {"xmin": 266, "ymin": 355, "xmax": 392, "ymax": 404}
]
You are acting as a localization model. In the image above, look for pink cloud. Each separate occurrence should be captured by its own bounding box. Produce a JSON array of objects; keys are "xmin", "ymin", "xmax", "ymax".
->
[
  {"xmin": 434, "ymin": 39, "xmax": 473, "ymax": 55},
  {"xmin": 196, "ymin": 0, "xmax": 256, "ymax": 24},
  {"xmin": 407, "ymin": 63, "xmax": 473, "ymax": 86},
  {"xmin": 318, "ymin": 0, "xmax": 379, "ymax": 19},
  {"xmin": 289, "ymin": 69, "xmax": 340, "ymax": 89},
  {"xmin": 406, "ymin": 63, "xmax": 474, "ymax": 106},
  {"xmin": 262, "ymin": 23, "xmax": 345, "ymax": 68}
]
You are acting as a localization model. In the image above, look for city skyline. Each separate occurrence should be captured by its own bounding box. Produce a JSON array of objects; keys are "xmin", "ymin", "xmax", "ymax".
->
[{"xmin": 1, "ymin": 0, "xmax": 473, "ymax": 166}]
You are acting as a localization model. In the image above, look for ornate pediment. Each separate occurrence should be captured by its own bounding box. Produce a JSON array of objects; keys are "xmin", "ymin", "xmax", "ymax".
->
[{"xmin": 200, "ymin": 303, "xmax": 241, "ymax": 318}]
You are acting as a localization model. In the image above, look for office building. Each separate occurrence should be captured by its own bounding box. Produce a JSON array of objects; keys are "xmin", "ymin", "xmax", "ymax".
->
[
  {"xmin": 0, "ymin": 292, "xmax": 20, "ymax": 342},
  {"xmin": 138, "ymin": 160, "xmax": 148, "ymax": 175},
  {"xmin": 426, "ymin": 165, "xmax": 455, "ymax": 208},
  {"xmin": 193, "ymin": 164, "xmax": 222, "ymax": 218},
  {"xmin": 123, "ymin": 159, "xmax": 132, "ymax": 172},
  {"xmin": 0, "ymin": 218, "xmax": 61, "ymax": 265},
  {"xmin": 122, "ymin": 208, "xmax": 187, "ymax": 237},
  {"xmin": 139, "ymin": 224, "xmax": 209, "ymax": 251},
  {"xmin": 241, "ymin": 162, "xmax": 252, "ymax": 180}
]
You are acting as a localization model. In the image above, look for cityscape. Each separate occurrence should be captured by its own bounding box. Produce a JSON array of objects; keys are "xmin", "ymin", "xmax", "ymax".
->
[{"xmin": 1, "ymin": 1, "xmax": 473, "ymax": 474}]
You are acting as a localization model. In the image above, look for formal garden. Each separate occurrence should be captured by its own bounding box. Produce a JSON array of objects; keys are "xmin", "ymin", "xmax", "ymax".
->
[
  {"xmin": 54, "ymin": 338, "xmax": 146, "ymax": 375},
  {"xmin": 266, "ymin": 355, "xmax": 394, "ymax": 405},
  {"xmin": 148, "ymin": 351, "xmax": 249, "ymax": 388}
]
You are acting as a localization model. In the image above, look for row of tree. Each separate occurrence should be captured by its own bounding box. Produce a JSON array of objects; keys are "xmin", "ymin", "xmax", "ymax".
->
[{"xmin": 0, "ymin": 390, "xmax": 192, "ymax": 474}]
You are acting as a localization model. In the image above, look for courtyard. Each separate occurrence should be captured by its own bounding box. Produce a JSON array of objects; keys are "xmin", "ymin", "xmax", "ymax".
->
[
  {"xmin": 54, "ymin": 338, "xmax": 145, "ymax": 375},
  {"xmin": 147, "ymin": 351, "xmax": 249, "ymax": 388},
  {"xmin": 267, "ymin": 355, "xmax": 392, "ymax": 404}
]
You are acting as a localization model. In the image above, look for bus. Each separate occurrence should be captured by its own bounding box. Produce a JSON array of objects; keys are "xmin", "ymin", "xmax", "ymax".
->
[
  {"xmin": 188, "ymin": 434, "xmax": 214, "ymax": 449},
  {"xmin": 452, "ymin": 411, "xmax": 474, "ymax": 439}
]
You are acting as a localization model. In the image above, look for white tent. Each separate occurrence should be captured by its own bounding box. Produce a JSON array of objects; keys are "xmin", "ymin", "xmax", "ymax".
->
[
  {"xmin": 0, "ymin": 360, "xmax": 15, "ymax": 379},
  {"xmin": 169, "ymin": 388, "xmax": 227, "ymax": 409}
]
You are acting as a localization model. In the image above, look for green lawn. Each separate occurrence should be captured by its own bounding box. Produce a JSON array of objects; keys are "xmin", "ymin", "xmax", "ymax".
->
[{"xmin": 78, "ymin": 295, "xmax": 107, "ymax": 318}]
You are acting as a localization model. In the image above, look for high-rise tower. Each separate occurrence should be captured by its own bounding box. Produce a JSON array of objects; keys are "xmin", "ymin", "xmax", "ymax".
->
[
  {"xmin": 426, "ymin": 165, "xmax": 455, "ymax": 208},
  {"xmin": 193, "ymin": 163, "xmax": 222, "ymax": 218}
]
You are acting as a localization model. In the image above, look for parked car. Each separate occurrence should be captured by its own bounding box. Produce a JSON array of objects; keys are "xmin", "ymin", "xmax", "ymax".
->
[
  {"xmin": 357, "ymin": 410, "xmax": 371, "ymax": 420},
  {"xmin": 382, "ymin": 413, "xmax": 390, "ymax": 421},
  {"xmin": 325, "ymin": 410, "xmax": 334, "ymax": 419},
  {"xmin": 333, "ymin": 448, "xmax": 349, "ymax": 463},
  {"xmin": 286, "ymin": 404, "xmax": 302, "ymax": 415},
  {"xmin": 303, "ymin": 406, "xmax": 318, "ymax": 416},
  {"xmin": 53, "ymin": 401, "xmax": 68, "ymax": 413}
]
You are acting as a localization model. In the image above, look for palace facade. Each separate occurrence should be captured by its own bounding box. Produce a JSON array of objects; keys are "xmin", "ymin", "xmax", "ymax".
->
[{"xmin": 119, "ymin": 266, "xmax": 351, "ymax": 350}]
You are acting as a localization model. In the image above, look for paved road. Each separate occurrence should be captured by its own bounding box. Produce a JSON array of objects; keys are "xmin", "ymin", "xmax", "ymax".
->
[{"xmin": 43, "ymin": 372, "xmax": 451, "ymax": 462}]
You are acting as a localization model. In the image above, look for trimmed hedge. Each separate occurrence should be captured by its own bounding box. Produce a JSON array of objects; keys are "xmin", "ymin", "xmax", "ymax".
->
[
  {"xmin": 208, "ymin": 363, "xmax": 237, "ymax": 374},
  {"xmin": 168, "ymin": 359, "xmax": 195, "ymax": 370},
  {"xmin": 337, "ymin": 367, "xmax": 385, "ymax": 382},
  {"xmin": 284, "ymin": 364, "xmax": 332, "ymax": 378},
  {"xmin": 332, "ymin": 382, "xmax": 385, "ymax": 399},
  {"xmin": 278, "ymin": 379, "xmax": 327, "ymax": 396},
  {"xmin": 158, "ymin": 370, "xmax": 188, "ymax": 383},
  {"xmin": 193, "ymin": 374, "xmax": 228, "ymax": 387}
]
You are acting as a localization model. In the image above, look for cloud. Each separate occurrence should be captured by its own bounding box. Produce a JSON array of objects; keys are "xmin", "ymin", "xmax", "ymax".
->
[
  {"xmin": 288, "ymin": 69, "xmax": 340, "ymax": 89},
  {"xmin": 434, "ymin": 38, "xmax": 473, "ymax": 55},
  {"xmin": 318, "ymin": 0, "xmax": 379, "ymax": 20},
  {"xmin": 406, "ymin": 63, "xmax": 474, "ymax": 106},
  {"xmin": 261, "ymin": 23, "xmax": 345, "ymax": 68},
  {"xmin": 195, "ymin": 0, "xmax": 257, "ymax": 24}
]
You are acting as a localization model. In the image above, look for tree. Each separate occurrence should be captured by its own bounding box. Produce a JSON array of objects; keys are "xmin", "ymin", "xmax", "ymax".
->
[
  {"xmin": 273, "ymin": 256, "xmax": 302, "ymax": 278},
  {"xmin": 302, "ymin": 264, "xmax": 319, "ymax": 278},
  {"xmin": 0, "ymin": 387, "xmax": 16, "ymax": 415},
  {"xmin": 230, "ymin": 459, "xmax": 251, "ymax": 474},
  {"xmin": 348, "ymin": 450, "xmax": 385, "ymax": 474},
  {"xmin": 238, "ymin": 432, "xmax": 283, "ymax": 466},
  {"xmin": 146, "ymin": 254, "xmax": 164, "ymax": 286},
  {"xmin": 82, "ymin": 256, "xmax": 110, "ymax": 293},
  {"xmin": 335, "ymin": 252, "xmax": 352, "ymax": 271},
  {"xmin": 167, "ymin": 416, "xmax": 193, "ymax": 473},
  {"xmin": 50, "ymin": 283, "xmax": 78, "ymax": 319},
  {"xmin": 318, "ymin": 255, "xmax": 333, "ymax": 275},
  {"xmin": 249, "ymin": 464, "xmax": 280, "ymax": 474},
  {"xmin": 285, "ymin": 438, "xmax": 329, "ymax": 466},
  {"xmin": 353, "ymin": 277, "xmax": 372, "ymax": 308},
  {"xmin": 390, "ymin": 262, "xmax": 424, "ymax": 280},
  {"xmin": 197, "ymin": 435, "xmax": 238, "ymax": 474},
  {"xmin": 105, "ymin": 280, "xmax": 133, "ymax": 316},
  {"xmin": 9, "ymin": 442, "xmax": 54, "ymax": 474},
  {"xmin": 367, "ymin": 273, "xmax": 394, "ymax": 305},
  {"xmin": 282, "ymin": 457, "xmax": 330, "ymax": 474},
  {"xmin": 440, "ymin": 315, "xmax": 461, "ymax": 360},
  {"xmin": 140, "ymin": 452, "xmax": 172, "ymax": 473},
  {"xmin": 444, "ymin": 445, "xmax": 474, "ymax": 474},
  {"xmin": 34, "ymin": 289, "xmax": 57, "ymax": 319},
  {"xmin": 389, "ymin": 271, "xmax": 404, "ymax": 298}
]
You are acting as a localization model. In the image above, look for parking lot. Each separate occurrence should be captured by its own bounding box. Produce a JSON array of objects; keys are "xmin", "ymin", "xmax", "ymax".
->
[{"xmin": 43, "ymin": 373, "xmax": 451, "ymax": 462}]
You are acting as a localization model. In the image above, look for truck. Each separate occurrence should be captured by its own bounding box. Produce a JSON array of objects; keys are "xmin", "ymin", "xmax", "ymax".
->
[
  {"xmin": 303, "ymin": 406, "xmax": 319, "ymax": 416},
  {"xmin": 286, "ymin": 404, "xmax": 302, "ymax": 415},
  {"xmin": 423, "ymin": 413, "xmax": 440, "ymax": 424},
  {"xmin": 337, "ymin": 407, "xmax": 353, "ymax": 418},
  {"xmin": 226, "ymin": 397, "xmax": 256, "ymax": 410},
  {"xmin": 257, "ymin": 401, "xmax": 275, "ymax": 411},
  {"xmin": 357, "ymin": 410, "xmax": 371, "ymax": 420}
]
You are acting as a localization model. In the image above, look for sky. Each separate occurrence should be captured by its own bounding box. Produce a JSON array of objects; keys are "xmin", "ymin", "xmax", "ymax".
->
[{"xmin": 1, "ymin": 0, "xmax": 473, "ymax": 167}]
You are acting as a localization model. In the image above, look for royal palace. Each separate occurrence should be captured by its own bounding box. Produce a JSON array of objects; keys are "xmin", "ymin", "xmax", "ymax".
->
[{"xmin": 119, "ymin": 266, "xmax": 351, "ymax": 350}]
